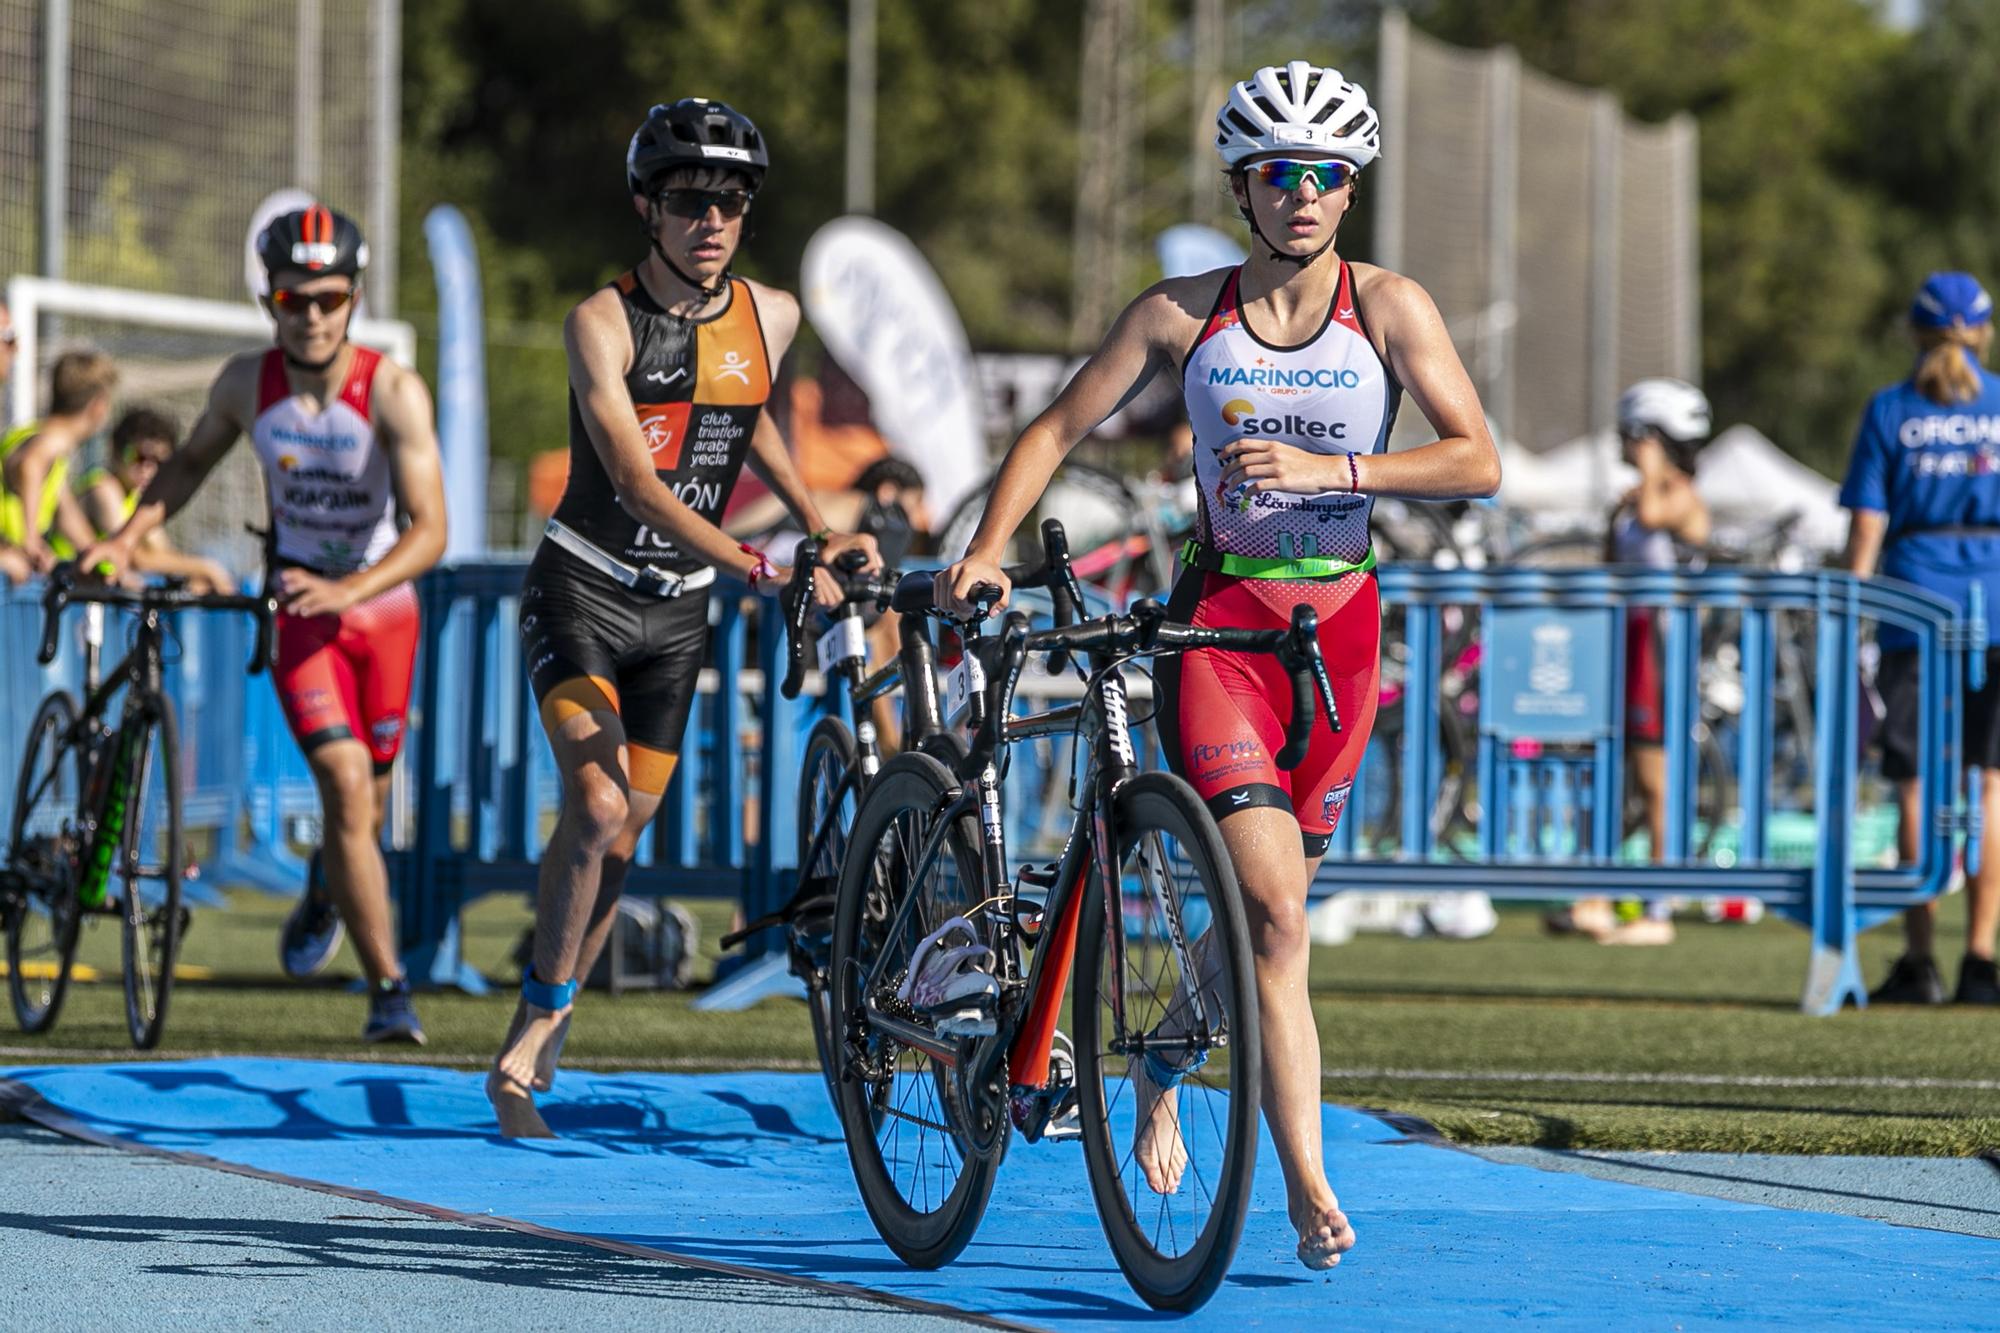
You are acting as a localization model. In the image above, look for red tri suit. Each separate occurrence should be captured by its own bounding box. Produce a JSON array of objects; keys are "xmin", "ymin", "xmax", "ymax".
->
[
  {"xmin": 250, "ymin": 346, "xmax": 419, "ymax": 773},
  {"xmin": 1157, "ymin": 262, "xmax": 1398, "ymax": 856}
]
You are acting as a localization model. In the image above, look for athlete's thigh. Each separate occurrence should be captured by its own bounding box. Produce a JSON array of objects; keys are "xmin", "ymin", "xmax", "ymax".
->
[
  {"xmin": 341, "ymin": 582, "xmax": 422, "ymax": 772},
  {"xmin": 1285, "ymin": 574, "xmax": 1383, "ymax": 843},
  {"xmin": 1156, "ymin": 569, "xmax": 1294, "ymax": 825},
  {"xmin": 275, "ymin": 609, "xmax": 364, "ymax": 756},
  {"xmin": 523, "ymin": 543, "xmax": 630, "ymax": 745},
  {"xmin": 612, "ymin": 591, "xmax": 711, "ymax": 795}
]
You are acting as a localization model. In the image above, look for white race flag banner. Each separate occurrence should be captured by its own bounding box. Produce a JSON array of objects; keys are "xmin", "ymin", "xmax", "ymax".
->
[{"xmin": 802, "ymin": 217, "xmax": 984, "ymax": 517}]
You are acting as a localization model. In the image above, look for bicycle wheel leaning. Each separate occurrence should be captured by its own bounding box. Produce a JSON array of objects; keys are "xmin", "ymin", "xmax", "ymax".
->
[
  {"xmin": 798, "ymin": 715, "xmax": 859, "ymax": 1108},
  {"xmin": 828, "ymin": 750, "xmax": 1000, "ymax": 1269},
  {"xmin": 118, "ymin": 694, "xmax": 184, "ymax": 1050},
  {"xmin": 6, "ymin": 690, "xmax": 86, "ymax": 1035},
  {"xmin": 1074, "ymin": 770, "xmax": 1261, "ymax": 1312}
]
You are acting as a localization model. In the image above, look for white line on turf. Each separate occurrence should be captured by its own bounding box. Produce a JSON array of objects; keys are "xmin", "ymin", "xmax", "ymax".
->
[{"xmin": 1322, "ymin": 1067, "xmax": 2000, "ymax": 1092}]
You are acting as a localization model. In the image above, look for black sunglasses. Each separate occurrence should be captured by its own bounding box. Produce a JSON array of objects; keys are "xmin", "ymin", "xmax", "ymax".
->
[{"xmin": 655, "ymin": 188, "xmax": 754, "ymax": 220}]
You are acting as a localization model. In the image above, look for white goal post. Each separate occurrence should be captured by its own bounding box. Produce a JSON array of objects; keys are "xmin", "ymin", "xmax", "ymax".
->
[{"xmin": 5, "ymin": 275, "xmax": 416, "ymax": 427}]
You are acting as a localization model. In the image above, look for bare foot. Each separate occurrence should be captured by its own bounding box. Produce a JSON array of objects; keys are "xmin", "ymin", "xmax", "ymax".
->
[
  {"xmin": 487, "ymin": 1003, "xmax": 569, "ymax": 1138},
  {"xmin": 1291, "ymin": 1196, "xmax": 1357, "ymax": 1270},
  {"xmin": 1599, "ymin": 917, "xmax": 1675, "ymax": 947},
  {"xmin": 486, "ymin": 1066, "xmax": 554, "ymax": 1139},
  {"xmin": 1130, "ymin": 1055, "xmax": 1188, "ymax": 1194}
]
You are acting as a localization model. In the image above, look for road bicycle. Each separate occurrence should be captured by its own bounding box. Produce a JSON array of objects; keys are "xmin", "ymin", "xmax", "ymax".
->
[
  {"xmin": 825, "ymin": 563, "xmax": 1337, "ymax": 1311},
  {"xmin": 723, "ymin": 526, "xmax": 1082, "ymax": 1111},
  {"xmin": 2, "ymin": 567, "xmax": 275, "ymax": 1048}
]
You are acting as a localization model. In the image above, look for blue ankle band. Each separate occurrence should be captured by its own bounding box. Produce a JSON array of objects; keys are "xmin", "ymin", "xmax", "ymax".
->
[
  {"xmin": 1143, "ymin": 1044, "xmax": 1209, "ymax": 1091},
  {"xmin": 521, "ymin": 966, "xmax": 578, "ymax": 1011}
]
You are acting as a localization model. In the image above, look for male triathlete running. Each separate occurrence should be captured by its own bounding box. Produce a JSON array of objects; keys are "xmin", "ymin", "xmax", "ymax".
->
[
  {"xmin": 941, "ymin": 62, "xmax": 1500, "ymax": 1269},
  {"xmin": 82, "ymin": 205, "xmax": 448, "ymax": 1043},
  {"xmin": 488, "ymin": 99, "xmax": 874, "ymax": 1138}
]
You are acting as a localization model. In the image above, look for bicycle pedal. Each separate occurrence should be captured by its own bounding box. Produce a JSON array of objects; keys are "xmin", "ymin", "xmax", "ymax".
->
[{"xmin": 932, "ymin": 1007, "xmax": 997, "ymax": 1039}]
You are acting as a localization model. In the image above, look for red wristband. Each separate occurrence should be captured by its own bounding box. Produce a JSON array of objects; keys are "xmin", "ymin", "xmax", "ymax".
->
[{"xmin": 739, "ymin": 542, "xmax": 777, "ymax": 590}]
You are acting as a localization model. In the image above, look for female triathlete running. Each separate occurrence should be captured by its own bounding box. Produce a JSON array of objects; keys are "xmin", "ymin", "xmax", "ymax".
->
[{"xmin": 940, "ymin": 61, "xmax": 1500, "ymax": 1269}]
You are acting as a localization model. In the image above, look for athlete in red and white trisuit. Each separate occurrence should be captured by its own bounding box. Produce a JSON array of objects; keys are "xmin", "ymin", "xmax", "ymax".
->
[
  {"xmin": 84, "ymin": 204, "xmax": 448, "ymax": 1044},
  {"xmin": 942, "ymin": 63, "xmax": 1499, "ymax": 1270}
]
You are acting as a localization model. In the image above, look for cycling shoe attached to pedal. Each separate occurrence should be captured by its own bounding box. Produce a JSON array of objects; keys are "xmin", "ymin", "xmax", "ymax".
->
[{"xmin": 898, "ymin": 915, "xmax": 999, "ymax": 1038}]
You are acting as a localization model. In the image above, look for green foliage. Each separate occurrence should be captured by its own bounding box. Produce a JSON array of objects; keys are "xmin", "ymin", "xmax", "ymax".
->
[{"xmin": 397, "ymin": 1, "xmax": 2000, "ymax": 478}]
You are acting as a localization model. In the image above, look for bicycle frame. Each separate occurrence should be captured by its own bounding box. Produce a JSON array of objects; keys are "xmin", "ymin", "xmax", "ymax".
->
[
  {"xmin": 793, "ymin": 599, "xmax": 945, "ymax": 896},
  {"xmin": 854, "ymin": 629, "xmax": 1208, "ymax": 1123}
]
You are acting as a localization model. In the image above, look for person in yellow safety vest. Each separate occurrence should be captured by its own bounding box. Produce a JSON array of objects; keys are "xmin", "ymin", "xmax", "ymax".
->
[
  {"xmin": 76, "ymin": 407, "xmax": 237, "ymax": 593},
  {"xmin": 1, "ymin": 349, "xmax": 117, "ymax": 581}
]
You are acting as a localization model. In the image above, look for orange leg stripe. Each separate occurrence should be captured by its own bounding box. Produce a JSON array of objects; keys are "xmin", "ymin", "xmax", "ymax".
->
[
  {"xmin": 626, "ymin": 745, "xmax": 680, "ymax": 796},
  {"xmin": 537, "ymin": 675, "xmax": 621, "ymax": 735}
]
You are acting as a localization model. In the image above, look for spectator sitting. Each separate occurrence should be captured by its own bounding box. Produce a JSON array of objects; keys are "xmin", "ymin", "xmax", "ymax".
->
[
  {"xmin": 77, "ymin": 408, "xmax": 237, "ymax": 593},
  {"xmin": 1, "ymin": 349, "xmax": 116, "ymax": 580},
  {"xmin": 0, "ymin": 297, "xmax": 23, "ymax": 585}
]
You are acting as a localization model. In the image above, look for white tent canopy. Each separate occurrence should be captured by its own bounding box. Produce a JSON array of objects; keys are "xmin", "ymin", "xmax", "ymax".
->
[{"xmin": 1496, "ymin": 424, "xmax": 1848, "ymax": 553}]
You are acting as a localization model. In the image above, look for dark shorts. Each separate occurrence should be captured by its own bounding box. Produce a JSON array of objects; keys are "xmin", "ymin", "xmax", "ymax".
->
[
  {"xmin": 520, "ymin": 539, "xmax": 711, "ymax": 794},
  {"xmin": 1876, "ymin": 647, "xmax": 2000, "ymax": 782}
]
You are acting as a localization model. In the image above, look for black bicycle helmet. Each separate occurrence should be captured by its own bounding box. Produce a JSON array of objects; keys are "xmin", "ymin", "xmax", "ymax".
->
[
  {"xmin": 257, "ymin": 204, "xmax": 369, "ymax": 284},
  {"xmin": 626, "ymin": 98, "xmax": 769, "ymax": 195}
]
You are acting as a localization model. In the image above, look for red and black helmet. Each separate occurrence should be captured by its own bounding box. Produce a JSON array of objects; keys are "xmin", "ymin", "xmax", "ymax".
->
[
  {"xmin": 626, "ymin": 98, "xmax": 769, "ymax": 196},
  {"xmin": 257, "ymin": 204, "xmax": 369, "ymax": 285}
]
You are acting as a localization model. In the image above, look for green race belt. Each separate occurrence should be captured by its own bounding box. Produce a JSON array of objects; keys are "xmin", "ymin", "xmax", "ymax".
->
[{"xmin": 1178, "ymin": 539, "xmax": 1377, "ymax": 580}]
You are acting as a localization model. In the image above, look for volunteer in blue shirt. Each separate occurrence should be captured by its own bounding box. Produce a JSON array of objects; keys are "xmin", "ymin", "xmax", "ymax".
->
[{"xmin": 1840, "ymin": 270, "xmax": 2000, "ymax": 1006}]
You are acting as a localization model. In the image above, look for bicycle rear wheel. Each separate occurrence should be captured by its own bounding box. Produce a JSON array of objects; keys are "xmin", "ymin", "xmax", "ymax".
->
[
  {"xmin": 118, "ymin": 695, "xmax": 184, "ymax": 1050},
  {"xmin": 798, "ymin": 716, "xmax": 859, "ymax": 1110},
  {"xmin": 6, "ymin": 691, "xmax": 85, "ymax": 1035},
  {"xmin": 1075, "ymin": 771, "xmax": 1260, "ymax": 1312},
  {"xmin": 828, "ymin": 750, "xmax": 999, "ymax": 1269}
]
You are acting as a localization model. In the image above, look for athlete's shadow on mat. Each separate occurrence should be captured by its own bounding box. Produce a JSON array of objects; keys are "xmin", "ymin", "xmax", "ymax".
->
[
  {"xmin": 0, "ymin": 1210, "xmax": 872, "ymax": 1311},
  {"xmin": 68, "ymin": 1069, "xmax": 837, "ymax": 1167}
]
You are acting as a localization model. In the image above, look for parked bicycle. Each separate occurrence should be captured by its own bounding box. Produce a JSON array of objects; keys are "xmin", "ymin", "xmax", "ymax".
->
[
  {"xmin": 824, "ymin": 565, "xmax": 1336, "ymax": 1311},
  {"xmin": 2, "ymin": 567, "xmax": 276, "ymax": 1048}
]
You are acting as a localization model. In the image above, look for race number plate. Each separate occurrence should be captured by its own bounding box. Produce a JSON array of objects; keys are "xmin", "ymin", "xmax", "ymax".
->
[
  {"xmin": 942, "ymin": 652, "xmax": 986, "ymax": 725},
  {"xmin": 816, "ymin": 616, "xmax": 868, "ymax": 673}
]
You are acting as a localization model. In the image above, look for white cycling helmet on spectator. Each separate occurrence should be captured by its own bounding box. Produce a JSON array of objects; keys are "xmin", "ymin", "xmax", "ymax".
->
[
  {"xmin": 1617, "ymin": 378, "xmax": 1712, "ymax": 445},
  {"xmin": 1214, "ymin": 62, "xmax": 1381, "ymax": 169}
]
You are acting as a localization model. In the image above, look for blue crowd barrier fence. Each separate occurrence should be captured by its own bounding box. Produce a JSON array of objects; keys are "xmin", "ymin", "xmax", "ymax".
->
[
  {"xmin": 2, "ymin": 562, "xmax": 1979, "ymax": 1018},
  {"xmin": 1319, "ymin": 566, "xmax": 1984, "ymax": 1015}
]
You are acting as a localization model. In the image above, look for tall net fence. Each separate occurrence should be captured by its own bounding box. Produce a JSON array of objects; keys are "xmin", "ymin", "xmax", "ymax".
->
[
  {"xmin": 1378, "ymin": 13, "xmax": 1698, "ymax": 451},
  {"xmin": 0, "ymin": 0, "xmax": 395, "ymax": 308}
]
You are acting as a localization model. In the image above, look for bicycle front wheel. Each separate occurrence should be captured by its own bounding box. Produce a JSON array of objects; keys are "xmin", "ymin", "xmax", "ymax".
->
[
  {"xmin": 1075, "ymin": 771, "xmax": 1261, "ymax": 1312},
  {"xmin": 118, "ymin": 695, "xmax": 184, "ymax": 1050},
  {"xmin": 798, "ymin": 716, "xmax": 859, "ymax": 1110},
  {"xmin": 6, "ymin": 691, "xmax": 85, "ymax": 1035},
  {"xmin": 828, "ymin": 750, "xmax": 999, "ymax": 1269}
]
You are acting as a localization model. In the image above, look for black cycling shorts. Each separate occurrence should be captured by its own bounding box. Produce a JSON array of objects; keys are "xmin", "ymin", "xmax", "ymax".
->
[
  {"xmin": 520, "ymin": 539, "xmax": 711, "ymax": 791},
  {"xmin": 1876, "ymin": 647, "xmax": 2000, "ymax": 782}
]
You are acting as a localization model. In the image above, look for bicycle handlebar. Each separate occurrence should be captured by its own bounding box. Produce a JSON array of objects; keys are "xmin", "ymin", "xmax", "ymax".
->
[
  {"xmin": 38, "ymin": 565, "xmax": 281, "ymax": 673},
  {"xmin": 889, "ymin": 518, "xmax": 1083, "ymax": 633},
  {"xmin": 979, "ymin": 597, "xmax": 1339, "ymax": 772},
  {"xmin": 779, "ymin": 543, "xmax": 905, "ymax": 700}
]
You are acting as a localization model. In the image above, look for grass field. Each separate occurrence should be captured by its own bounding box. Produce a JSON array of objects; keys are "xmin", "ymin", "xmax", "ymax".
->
[{"xmin": 6, "ymin": 884, "xmax": 1995, "ymax": 1158}]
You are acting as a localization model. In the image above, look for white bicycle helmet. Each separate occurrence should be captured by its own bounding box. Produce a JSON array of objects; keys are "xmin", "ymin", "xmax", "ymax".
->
[
  {"xmin": 1617, "ymin": 378, "xmax": 1712, "ymax": 445},
  {"xmin": 1215, "ymin": 62, "xmax": 1381, "ymax": 169}
]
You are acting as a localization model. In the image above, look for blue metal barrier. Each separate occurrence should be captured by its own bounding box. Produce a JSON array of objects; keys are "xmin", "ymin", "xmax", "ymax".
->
[
  {"xmin": 391, "ymin": 561, "xmax": 818, "ymax": 995},
  {"xmin": 1321, "ymin": 566, "xmax": 1984, "ymax": 1014},
  {"xmin": 6, "ymin": 564, "xmax": 1978, "ymax": 1018}
]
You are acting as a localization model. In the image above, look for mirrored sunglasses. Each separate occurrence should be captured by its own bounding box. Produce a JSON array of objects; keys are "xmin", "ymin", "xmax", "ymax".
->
[{"xmin": 1251, "ymin": 159, "xmax": 1358, "ymax": 193}]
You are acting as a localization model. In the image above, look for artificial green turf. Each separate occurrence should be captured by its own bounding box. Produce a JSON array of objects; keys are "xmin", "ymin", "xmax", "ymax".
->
[{"xmin": 8, "ymin": 885, "xmax": 1995, "ymax": 1157}]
